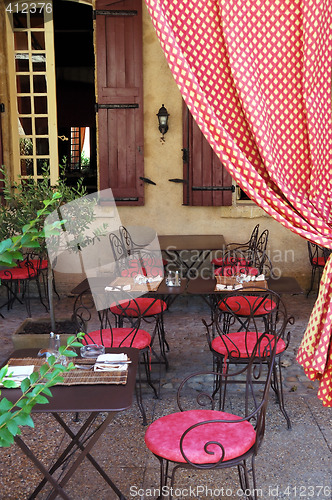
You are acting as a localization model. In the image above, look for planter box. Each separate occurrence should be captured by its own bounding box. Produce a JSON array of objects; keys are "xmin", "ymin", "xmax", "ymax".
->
[{"xmin": 12, "ymin": 317, "xmax": 78, "ymax": 350}]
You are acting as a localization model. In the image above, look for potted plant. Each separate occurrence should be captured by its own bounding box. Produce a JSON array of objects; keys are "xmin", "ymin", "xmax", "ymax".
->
[{"xmin": 0, "ymin": 165, "xmax": 88, "ymax": 343}]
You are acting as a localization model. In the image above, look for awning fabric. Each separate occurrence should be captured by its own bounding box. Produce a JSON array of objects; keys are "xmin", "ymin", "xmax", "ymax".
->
[{"xmin": 144, "ymin": 0, "xmax": 332, "ymax": 406}]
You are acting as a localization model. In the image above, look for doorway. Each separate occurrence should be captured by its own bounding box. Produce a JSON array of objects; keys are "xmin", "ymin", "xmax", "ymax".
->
[{"xmin": 53, "ymin": 0, "xmax": 97, "ymax": 193}]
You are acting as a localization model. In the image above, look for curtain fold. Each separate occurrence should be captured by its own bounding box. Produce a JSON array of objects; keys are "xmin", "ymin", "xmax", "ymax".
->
[{"xmin": 145, "ymin": 0, "xmax": 332, "ymax": 405}]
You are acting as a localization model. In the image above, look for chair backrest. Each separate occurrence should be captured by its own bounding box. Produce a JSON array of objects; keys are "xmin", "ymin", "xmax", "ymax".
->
[
  {"xmin": 248, "ymin": 223, "xmax": 260, "ymax": 250},
  {"xmin": 176, "ymin": 331, "xmax": 278, "ymax": 456},
  {"xmin": 206, "ymin": 287, "xmax": 293, "ymax": 359},
  {"xmin": 110, "ymin": 227, "xmax": 163, "ymax": 278},
  {"xmin": 307, "ymin": 241, "xmax": 331, "ymax": 266},
  {"xmin": 73, "ymin": 289, "xmax": 144, "ymax": 347}
]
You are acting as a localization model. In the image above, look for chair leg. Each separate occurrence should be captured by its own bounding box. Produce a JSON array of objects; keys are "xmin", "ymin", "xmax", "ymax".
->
[
  {"xmin": 271, "ymin": 360, "xmax": 291, "ymax": 429},
  {"xmin": 135, "ymin": 368, "xmax": 147, "ymax": 426},
  {"xmin": 307, "ymin": 265, "xmax": 316, "ymax": 297},
  {"xmin": 238, "ymin": 457, "xmax": 257, "ymax": 500}
]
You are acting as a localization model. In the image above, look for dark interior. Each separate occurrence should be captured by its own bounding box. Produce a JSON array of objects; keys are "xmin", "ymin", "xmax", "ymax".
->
[{"xmin": 53, "ymin": 0, "xmax": 97, "ymax": 192}]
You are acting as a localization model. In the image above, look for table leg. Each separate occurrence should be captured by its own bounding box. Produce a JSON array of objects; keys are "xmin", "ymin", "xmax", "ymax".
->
[
  {"xmin": 23, "ymin": 411, "xmax": 127, "ymax": 500},
  {"xmin": 14, "ymin": 435, "xmax": 70, "ymax": 500}
]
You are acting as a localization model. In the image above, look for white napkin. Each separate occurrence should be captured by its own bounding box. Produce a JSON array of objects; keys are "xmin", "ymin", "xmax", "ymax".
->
[
  {"xmin": 255, "ymin": 274, "xmax": 265, "ymax": 281},
  {"xmin": 216, "ymin": 284, "xmax": 226, "ymax": 290},
  {"xmin": 105, "ymin": 284, "xmax": 131, "ymax": 291},
  {"xmin": 94, "ymin": 353, "xmax": 128, "ymax": 372},
  {"xmin": 3, "ymin": 366, "xmax": 34, "ymax": 384}
]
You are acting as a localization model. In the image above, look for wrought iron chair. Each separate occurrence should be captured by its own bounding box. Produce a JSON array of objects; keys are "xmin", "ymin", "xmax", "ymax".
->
[
  {"xmin": 144, "ymin": 332, "xmax": 277, "ymax": 500},
  {"xmin": 206, "ymin": 288, "xmax": 293, "ymax": 428},
  {"xmin": 109, "ymin": 230, "xmax": 169, "ymax": 368},
  {"xmin": 73, "ymin": 289, "xmax": 158, "ymax": 425},
  {"xmin": 212, "ymin": 223, "xmax": 260, "ymax": 268},
  {"xmin": 307, "ymin": 242, "xmax": 331, "ymax": 296},
  {"xmin": 214, "ymin": 228, "xmax": 273, "ymax": 279},
  {"xmin": 0, "ymin": 254, "xmax": 48, "ymax": 316}
]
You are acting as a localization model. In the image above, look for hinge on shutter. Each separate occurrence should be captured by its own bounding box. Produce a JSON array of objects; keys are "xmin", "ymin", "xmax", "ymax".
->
[
  {"xmin": 192, "ymin": 185, "xmax": 235, "ymax": 192},
  {"xmin": 181, "ymin": 148, "xmax": 189, "ymax": 163},
  {"xmin": 94, "ymin": 10, "xmax": 137, "ymax": 19}
]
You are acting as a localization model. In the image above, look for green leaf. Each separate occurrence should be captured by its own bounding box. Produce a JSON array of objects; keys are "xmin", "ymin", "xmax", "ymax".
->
[
  {"xmin": 40, "ymin": 386, "xmax": 53, "ymax": 397},
  {"xmin": 39, "ymin": 364, "xmax": 50, "ymax": 377},
  {"xmin": 0, "ymin": 398, "xmax": 14, "ymax": 412},
  {"xmin": 14, "ymin": 413, "xmax": 35, "ymax": 428},
  {"xmin": 28, "ymin": 372, "xmax": 39, "ymax": 385},
  {"xmin": 0, "ymin": 365, "xmax": 9, "ymax": 379},
  {"xmin": 7, "ymin": 420, "xmax": 19, "ymax": 437},
  {"xmin": 20, "ymin": 378, "xmax": 31, "ymax": 393},
  {"xmin": 33, "ymin": 395, "xmax": 49, "ymax": 405},
  {"xmin": 0, "ymin": 239, "xmax": 13, "ymax": 253},
  {"xmin": 3, "ymin": 380, "xmax": 19, "ymax": 389},
  {"xmin": 0, "ymin": 412, "xmax": 12, "ymax": 426},
  {"xmin": 0, "ymin": 253, "xmax": 15, "ymax": 265}
]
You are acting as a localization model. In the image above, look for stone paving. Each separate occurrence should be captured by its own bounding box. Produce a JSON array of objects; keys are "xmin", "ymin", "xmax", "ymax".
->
[{"xmin": 0, "ymin": 284, "xmax": 331, "ymax": 499}]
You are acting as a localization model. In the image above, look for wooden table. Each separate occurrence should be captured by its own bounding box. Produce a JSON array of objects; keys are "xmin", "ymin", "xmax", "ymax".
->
[
  {"xmin": 158, "ymin": 234, "xmax": 226, "ymax": 277},
  {"xmin": 186, "ymin": 276, "xmax": 303, "ymax": 296},
  {"xmin": 1, "ymin": 347, "xmax": 138, "ymax": 500}
]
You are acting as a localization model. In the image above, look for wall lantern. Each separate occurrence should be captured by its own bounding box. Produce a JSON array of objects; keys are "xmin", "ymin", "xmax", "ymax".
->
[{"xmin": 157, "ymin": 104, "xmax": 169, "ymax": 142}]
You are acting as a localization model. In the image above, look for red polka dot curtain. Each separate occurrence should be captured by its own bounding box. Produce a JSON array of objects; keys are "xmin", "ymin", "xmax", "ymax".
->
[{"xmin": 145, "ymin": 0, "xmax": 332, "ymax": 406}]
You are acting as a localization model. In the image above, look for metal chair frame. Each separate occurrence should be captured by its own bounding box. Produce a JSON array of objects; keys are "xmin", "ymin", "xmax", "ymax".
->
[
  {"xmin": 145, "ymin": 332, "xmax": 277, "ymax": 500},
  {"xmin": 206, "ymin": 288, "xmax": 293, "ymax": 429},
  {"xmin": 307, "ymin": 242, "xmax": 331, "ymax": 296},
  {"xmin": 109, "ymin": 230, "xmax": 169, "ymax": 368},
  {"xmin": 73, "ymin": 290, "xmax": 159, "ymax": 425}
]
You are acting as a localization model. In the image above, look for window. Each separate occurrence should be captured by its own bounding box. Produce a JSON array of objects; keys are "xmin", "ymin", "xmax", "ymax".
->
[{"xmin": 6, "ymin": 3, "xmax": 58, "ymax": 184}]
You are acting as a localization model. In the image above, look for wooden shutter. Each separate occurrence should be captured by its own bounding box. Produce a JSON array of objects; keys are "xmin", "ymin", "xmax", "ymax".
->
[
  {"xmin": 0, "ymin": 105, "xmax": 4, "ymax": 204},
  {"xmin": 183, "ymin": 104, "xmax": 234, "ymax": 206},
  {"xmin": 95, "ymin": 0, "xmax": 144, "ymax": 205}
]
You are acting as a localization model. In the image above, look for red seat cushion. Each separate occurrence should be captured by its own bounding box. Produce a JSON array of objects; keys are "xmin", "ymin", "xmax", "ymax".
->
[
  {"xmin": 110, "ymin": 298, "xmax": 167, "ymax": 317},
  {"xmin": 214, "ymin": 265, "xmax": 258, "ymax": 277},
  {"xmin": 218, "ymin": 295, "xmax": 277, "ymax": 316},
  {"xmin": 312, "ymin": 257, "xmax": 326, "ymax": 266},
  {"xmin": 83, "ymin": 327, "xmax": 151, "ymax": 350},
  {"xmin": 212, "ymin": 257, "xmax": 249, "ymax": 267},
  {"xmin": 145, "ymin": 409, "xmax": 256, "ymax": 464},
  {"xmin": 120, "ymin": 256, "xmax": 163, "ymax": 278},
  {"xmin": 19, "ymin": 259, "xmax": 48, "ymax": 270},
  {"xmin": 0, "ymin": 268, "xmax": 37, "ymax": 280},
  {"xmin": 211, "ymin": 331, "xmax": 286, "ymax": 358}
]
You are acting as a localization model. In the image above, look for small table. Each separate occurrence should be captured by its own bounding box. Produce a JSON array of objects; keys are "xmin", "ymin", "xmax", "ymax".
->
[
  {"xmin": 158, "ymin": 234, "xmax": 226, "ymax": 278},
  {"xmin": 1, "ymin": 347, "xmax": 139, "ymax": 500},
  {"xmin": 187, "ymin": 276, "xmax": 303, "ymax": 314}
]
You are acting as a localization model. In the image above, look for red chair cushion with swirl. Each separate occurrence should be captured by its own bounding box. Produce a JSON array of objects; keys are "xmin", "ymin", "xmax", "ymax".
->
[
  {"xmin": 145, "ymin": 409, "xmax": 256, "ymax": 464},
  {"xmin": 218, "ymin": 295, "xmax": 277, "ymax": 316},
  {"xmin": 82, "ymin": 328, "xmax": 151, "ymax": 350},
  {"xmin": 312, "ymin": 256, "xmax": 327, "ymax": 266},
  {"xmin": 214, "ymin": 265, "xmax": 259, "ymax": 277},
  {"xmin": 0, "ymin": 268, "xmax": 38, "ymax": 280},
  {"xmin": 211, "ymin": 332, "xmax": 286, "ymax": 358},
  {"xmin": 212, "ymin": 257, "xmax": 249, "ymax": 267},
  {"xmin": 110, "ymin": 298, "xmax": 167, "ymax": 317},
  {"xmin": 120, "ymin": 257, "xmax": 163, "ymax": 278}
]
